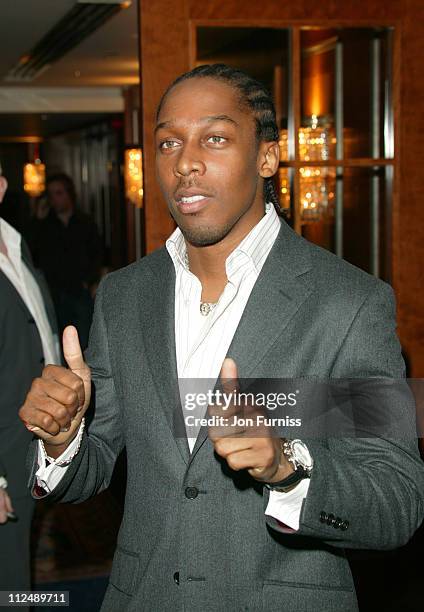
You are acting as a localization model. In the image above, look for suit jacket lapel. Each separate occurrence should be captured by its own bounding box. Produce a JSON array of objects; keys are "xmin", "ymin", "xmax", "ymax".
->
[
  {"xmin": 226, "ymin": 221, "xmax": 314, "ymax": 379},
  {"xmin": 190, "ymin": 220, "xmax": 315, "ymax": 460},
  {"xmin": 138, "ymin": 249, "xmax": 190, "ymax": 464},
  {"xmin": 0, "ymin": 268, "xmax": 34, "ymax": 321}
]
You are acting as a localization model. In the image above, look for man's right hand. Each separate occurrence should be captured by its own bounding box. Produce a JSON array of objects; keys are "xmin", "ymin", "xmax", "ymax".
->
[{"xmin": 19, "ymin": 326, "xmax": 91, "ymax": 453}]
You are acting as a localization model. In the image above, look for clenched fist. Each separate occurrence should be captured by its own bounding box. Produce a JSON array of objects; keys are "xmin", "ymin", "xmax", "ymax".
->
[
  {"xmin": 209, "ymin": 358, "xmax": 293, "ymax": 484},
  {"xmin": 19, "ymin": 326, "xmax": 91, "ymax": 456}
]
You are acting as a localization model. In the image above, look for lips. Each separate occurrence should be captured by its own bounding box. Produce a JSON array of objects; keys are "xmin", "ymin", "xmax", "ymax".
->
[{"xmin": 174, "ymin": 189, "xmax": 213, "ymax": 214}]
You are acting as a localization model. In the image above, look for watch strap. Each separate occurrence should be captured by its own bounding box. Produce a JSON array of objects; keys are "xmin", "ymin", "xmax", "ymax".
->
[{"xmin": 265, "ymin": 465, "xmax": 309, "ymax": 492}]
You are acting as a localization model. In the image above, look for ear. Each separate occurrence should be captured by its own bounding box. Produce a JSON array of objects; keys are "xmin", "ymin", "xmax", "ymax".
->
[
  {"xmin": 257, "ymin": 141, "xmax": 279, "ymax": 179},
  {"xmin": 0, "ymin": 176, "xmax": 8, "ymax": 204}
]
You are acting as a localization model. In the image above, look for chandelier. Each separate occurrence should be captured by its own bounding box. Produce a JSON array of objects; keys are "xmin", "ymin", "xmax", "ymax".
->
[
  {"xmin": 124, "ymin": 148, "xmax": 143, "ymax": 208},
  {"xmin": 23, "ymin": 158, "xmax": 45, "ymax": 198},
  {"xmin": 278, "ymin": 115, "xmax": 336, "ymax": 221}
]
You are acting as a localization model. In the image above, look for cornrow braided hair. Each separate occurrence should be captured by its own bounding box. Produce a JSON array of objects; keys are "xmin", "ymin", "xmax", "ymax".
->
[{"xmin": 156, "ymin": 63, "xmax": 283, "ymax": 216}]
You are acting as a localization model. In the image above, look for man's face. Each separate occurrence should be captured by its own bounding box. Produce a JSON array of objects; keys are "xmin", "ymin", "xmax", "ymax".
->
[
  {"xmin": 47, "ymin": 181, "xmax": 73, "ymax": 214},
  {"xmin": 155, "ymin": 77, "xmax": 272, "ymax": 247}
]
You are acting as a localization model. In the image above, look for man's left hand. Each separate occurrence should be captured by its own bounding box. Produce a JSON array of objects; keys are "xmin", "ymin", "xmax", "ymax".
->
[{"xmin": 209, "ymin": 358, "xmax": 294, "ymax": 484}]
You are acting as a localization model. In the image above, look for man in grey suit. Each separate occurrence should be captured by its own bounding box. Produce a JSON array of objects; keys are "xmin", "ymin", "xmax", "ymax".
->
[
  {"xmin": 0, "ymin": 167, "xmax": 60, "ymax": 596},
  {"xmin": 20, "ymin": 65, "xmax": 424, "ymax": 611}
]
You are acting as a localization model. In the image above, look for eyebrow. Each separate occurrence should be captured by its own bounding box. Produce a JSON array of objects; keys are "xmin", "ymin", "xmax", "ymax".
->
[{"xmin": 154, "ymin": 114, "xmax": 238, "ymax": 134}]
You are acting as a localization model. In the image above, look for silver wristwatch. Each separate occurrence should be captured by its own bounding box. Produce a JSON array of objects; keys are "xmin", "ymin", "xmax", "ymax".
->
[
  {"xmin": 266, "ymin": 439, "xmax": 313, "ymax": 492},
  {"xmin": 282, "ymin": 439, "xmax": 313, "ymax": 475}
]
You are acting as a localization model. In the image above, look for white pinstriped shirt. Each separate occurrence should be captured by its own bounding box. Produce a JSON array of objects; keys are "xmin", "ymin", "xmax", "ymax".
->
[{"xmin": 167, "ymin": 202, "xmax": 280, "ymax": 385}]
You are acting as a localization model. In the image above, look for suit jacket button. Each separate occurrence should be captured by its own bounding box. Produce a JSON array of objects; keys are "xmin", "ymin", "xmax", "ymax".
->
[
  {"xmin": 173, "ymin": 572, "xmax": 179, "ymax": 585},
  {"xmin": 40, "ymin": 357, "xmax": 45, "ymax": 364},
  {"xmin": 319, "ymin": 511, "xmax": 327, "ymax": 523},
  {"xmin": 28, "ymin": 317, "xmax": 36, "ymax": 324},
  {"xmin": 334, "ymin": 517, "xmax": 343, "ymax": 529},
  {"xmin": 326, "ymin": 513, "xmax": 336, "ymax": 526},
  {"xmin": 340, "ymin": 520, "xmax": 349, "ymax": 531},
  {"xmin": 185, "ymin": 486, "xmax": 199, "ymax": 499}
]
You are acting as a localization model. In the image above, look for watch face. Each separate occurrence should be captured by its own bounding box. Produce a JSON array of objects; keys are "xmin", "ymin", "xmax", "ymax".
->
[{"xmin": 292, "ymin": 440, "xmax": 313, "ymax": 470}]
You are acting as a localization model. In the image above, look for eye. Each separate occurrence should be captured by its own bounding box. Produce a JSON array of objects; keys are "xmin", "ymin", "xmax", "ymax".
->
[
  {"xmin": 159, "ymin": 139, "xmax": 179, "ymax": 150},
  {"xmin": 206, "ymin": 135, "xmax": 227, "ymax": 145}
]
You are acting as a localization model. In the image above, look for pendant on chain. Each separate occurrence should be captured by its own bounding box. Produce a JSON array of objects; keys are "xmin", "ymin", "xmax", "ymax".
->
[{"xmin": 200, "ymin": 302, "xmax": 217, "ymax": 316}]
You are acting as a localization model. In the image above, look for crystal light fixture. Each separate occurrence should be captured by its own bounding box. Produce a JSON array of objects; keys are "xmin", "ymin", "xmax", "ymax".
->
[
  {"xmin": 124, "ymin": 148, "xmax": 143, "ymax": 208},
  {"xmin": 23, "ymin": 159, "xmax": 45, "ymax": 197},
  {"xmin": 278, "ymin": 115, "xmax": 336, "ymax": 221}
]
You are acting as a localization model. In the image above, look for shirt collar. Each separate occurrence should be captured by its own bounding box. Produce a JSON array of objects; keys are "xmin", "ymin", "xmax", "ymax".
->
[
  {"xmin": 166, "ymin": 202, "xmax": 280, "ymax": 277},
  {"xmin": 166, "ymin": 227, "xmax": 189, "ymax": 272}
]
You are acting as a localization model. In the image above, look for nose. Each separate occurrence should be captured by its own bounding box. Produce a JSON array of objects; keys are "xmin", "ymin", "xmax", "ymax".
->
[{"xmin": 174, "ymin": 142, "xmax": 206, "ymax": 178}]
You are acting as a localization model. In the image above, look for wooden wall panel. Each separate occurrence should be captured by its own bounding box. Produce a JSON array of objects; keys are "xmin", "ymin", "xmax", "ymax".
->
[
  {"xmin": 138, "ymin": 0, "xmax": 189, "ymax": 253},
  {"xmin": 138, "ymin": 0, "xmax": 424, "ymax": 374},
  {"xmin": 188, "ymin": 0, "xmax": 404, "ymax": 22},
  {"xmin": 123, "ymin": 86, "xmax": 137, "ymax": 263},
  {"xmin": 397, "ymin": 2, "xmax": 424, "ymax": 376}
]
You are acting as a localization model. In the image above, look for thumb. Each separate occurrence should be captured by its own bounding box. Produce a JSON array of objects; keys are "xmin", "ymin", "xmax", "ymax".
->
[
  {"xmin": 220, "ymin": 358, "xmax": 239, "ymax": 394},
  {"xmin": 63, "ymin": 326, "xmax": 86, "ymax": 373}
]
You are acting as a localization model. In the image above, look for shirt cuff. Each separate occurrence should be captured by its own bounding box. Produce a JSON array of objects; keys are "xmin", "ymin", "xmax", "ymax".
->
[
  {"xmin": 35, "ymin": 418, "xmax": 85, "ymax": 493},
  {"xmin": 265, "ymin": 478, "xmax": 311, "ymax": 531}
]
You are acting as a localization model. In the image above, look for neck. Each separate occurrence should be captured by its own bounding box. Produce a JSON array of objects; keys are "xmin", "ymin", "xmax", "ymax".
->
[
  {"xmin": 185, "ymin": 203, "xmax": 265, "ymax": 302},
  {"xmin": 186, "ymin": 241, "xmax": 229, "ymax": 302}
]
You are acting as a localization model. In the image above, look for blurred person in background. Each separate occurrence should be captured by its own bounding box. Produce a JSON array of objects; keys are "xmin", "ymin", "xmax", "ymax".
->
[
  {"xmin": 0, "ymin": 163, "xmax": 61, "ymax": 599},
  {"xmin": 26, "ymin": 173, "xmax": 102, "ymax": 350}
]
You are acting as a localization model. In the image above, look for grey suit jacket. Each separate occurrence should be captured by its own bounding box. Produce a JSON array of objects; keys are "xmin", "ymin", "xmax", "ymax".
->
[
  {"xmin": 27, "ymin": 219, "xmax": 424, "ymax": 612},
  {"xmin": 1, "ymin": 238, "xmax": 58, "ymax": 499}
]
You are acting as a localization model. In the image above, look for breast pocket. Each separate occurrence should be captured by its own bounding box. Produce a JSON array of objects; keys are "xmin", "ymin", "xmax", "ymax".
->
[{"xmin": 262, "ymin": 581, "xmax": 358, "ymax": 612}]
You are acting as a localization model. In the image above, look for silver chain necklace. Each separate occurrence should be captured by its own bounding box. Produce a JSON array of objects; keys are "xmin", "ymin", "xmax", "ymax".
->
[{"xmin": 184, "ymin": 252, "xmax": 217, "ymax": 316}]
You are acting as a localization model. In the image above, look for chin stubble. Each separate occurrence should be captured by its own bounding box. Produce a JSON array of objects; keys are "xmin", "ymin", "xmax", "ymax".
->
[
  {"xmin": 179, "ymin": 222, "xmax": 235, "ymax": 247},
  {"xmin": 168, "ymin": 193, "xmax": 256, "ymax": 247}
]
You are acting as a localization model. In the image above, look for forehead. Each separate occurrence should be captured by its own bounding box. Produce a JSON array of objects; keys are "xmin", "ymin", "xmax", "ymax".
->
[{"xmin": 157, "ymin": 77, "xmax": 253, "ymax": 127}]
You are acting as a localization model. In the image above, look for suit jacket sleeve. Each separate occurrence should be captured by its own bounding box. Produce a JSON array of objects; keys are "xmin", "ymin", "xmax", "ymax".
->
[
  {"xmin": 26, "ymin": 276, "xmax": 124, "ymax": 502},
  {"xmin": 265, "ymin": 280, "xmax": 424, "ymax": 550}
]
